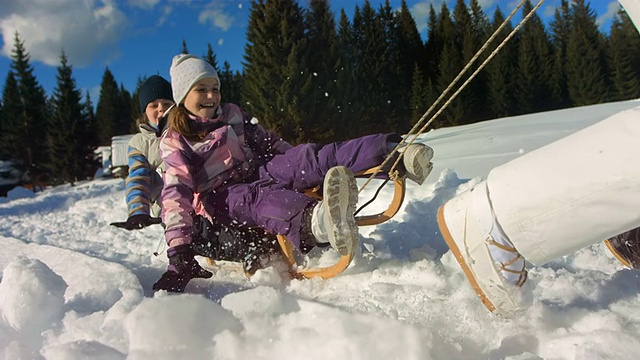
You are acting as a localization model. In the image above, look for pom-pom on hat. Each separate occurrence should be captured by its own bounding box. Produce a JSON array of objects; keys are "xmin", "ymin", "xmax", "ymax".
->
[
  {"xmin": 138, "ymin": 75, "xmax": 172, "ymax": 112},
  {"xmin": 169, "ymin": 54, "xmax": 220, "ymax": 105}
]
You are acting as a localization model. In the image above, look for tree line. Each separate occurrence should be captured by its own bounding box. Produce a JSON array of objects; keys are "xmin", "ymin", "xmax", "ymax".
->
[{"xmin": 0, "ymin": 0, "xmax": 638, "ymax": 188}]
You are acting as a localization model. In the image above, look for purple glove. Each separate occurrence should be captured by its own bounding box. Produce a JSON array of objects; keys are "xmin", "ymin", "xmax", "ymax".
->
[{"xmin": 152, "ymin": 244, "xmax": 213, "ymax": 292}]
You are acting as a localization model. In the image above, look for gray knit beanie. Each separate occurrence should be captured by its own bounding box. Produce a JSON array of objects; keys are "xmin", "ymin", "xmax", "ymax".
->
[
  {"xmin": 169, "ymin": 54, "xmax": 220, "ymax": 105},
  {"xmin": 138, "ymin": 75, "xmax": 172, "ymax": 112}
]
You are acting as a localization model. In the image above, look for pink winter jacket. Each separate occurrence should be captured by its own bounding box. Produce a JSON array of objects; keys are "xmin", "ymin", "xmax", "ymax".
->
[{"xmin": 160, "ymin": 103, "xmax": 291, "ymax": 247}]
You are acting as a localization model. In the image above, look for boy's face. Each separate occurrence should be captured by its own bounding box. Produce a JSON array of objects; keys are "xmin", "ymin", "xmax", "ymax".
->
[
  {"xmin": 183, "ymin": 78, "xmax": 221, "ymax": 119},
  {"xmin": 145, "ymin": 99, "xmax": 174, "ymax": 126}
]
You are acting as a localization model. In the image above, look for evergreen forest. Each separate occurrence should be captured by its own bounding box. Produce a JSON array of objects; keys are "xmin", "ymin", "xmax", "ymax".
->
[{"xmin": 0, "ymin": 0, "xmax": 639, "ymax": 188}]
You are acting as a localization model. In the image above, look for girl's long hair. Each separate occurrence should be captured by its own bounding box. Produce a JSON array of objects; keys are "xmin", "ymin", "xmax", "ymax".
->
[{"xmin": 167, "ymin": 105, "xmax": 208, "ymax": 141}]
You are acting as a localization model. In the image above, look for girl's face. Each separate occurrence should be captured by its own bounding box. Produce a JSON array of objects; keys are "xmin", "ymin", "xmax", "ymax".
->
[
  {"xmin": 183, "ymin": 78, "xmax": 221, "ymax": 119},
  {"xmin": 145, "ymin": 99, "xmax": 174, "ymax": 126}
]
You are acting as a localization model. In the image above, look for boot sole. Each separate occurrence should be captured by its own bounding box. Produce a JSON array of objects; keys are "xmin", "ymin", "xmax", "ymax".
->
[
  {"xmin": 324, "ymin": 166, "xmax": 359, "ymax": 256},
  {"xmin": 406, "ymin": 145, "xmax": 434, "ymax": 185},
  {"xmin": 604, "ymin": 239, "xmax": 632, "ymax": 268}
]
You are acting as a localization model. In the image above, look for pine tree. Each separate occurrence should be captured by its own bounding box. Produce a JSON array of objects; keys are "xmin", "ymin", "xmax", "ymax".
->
[
  {"xmin": 410, "ymin": 63, "xmax": 429, "ymax": 126},
  {"xmin": 377, "ymin": 0, "xmax": 402, "ymax": 133},
  {"xmin": 424, "ymin": 4, "xmax": 441, "ymax": 85},
  {"xmin": 391, "ymin": 0, "xmax": 425, "ymax": 133},
  {"xmin": 119, "ymin": 84, "xmax": 134, "ymax": 134},
  {"xmin": 7, "ymin": 33, "xmax": 50, "ymax": 182},
  {"xmin": 233, "ymin": 70, "xmax": 244, "ymax": 105},
  {"xmin": 549, "ymin": 0, "xmax": 571, "ymax": 109},
  {"xmin": 203, "ymin": 43, "xmax": 220, "ymax": 71},
  {"xmin": 242, "ymin": 0, "xmax": 306, "ymax": 143},
  {"xmin": 219, "ymin": 61, "xmax": 242, "ymax": 106},
  {"xmin": 0, "ymin": 100, "xmax": 3, "ymax": 152},
  {"xmin": 300, "ymin": 0, "xmax": 339, "ymax": 142},
  {"xmin": 469, "ymin": 0, "xmax": 490, "ymax": 41},
  {"xmin": 514, "ymin": 0, "xmax": 553, "ymax": 114},
  {"xmin": 485, "ymin": 6, "xmax": 517, "ymax": 118},
  {"xmin": 565, "ymin": 0, "xmax": 608, "ymax": 106},
  {"xmin": 422, "ymin": 4, "xmax": 442, "ymax": 128},
  {"xmin": 131, "ymin": 76, "xmax": 147, "ymax": 125},
  {"xmin": 435, "ymin": 3, "xmax": 463, "ymax": 126},
  {"xmin": 95, "ymin": 67, "xmax": 121, "ymax": 145},
  {"xmin": 467, "ymin": 0, "xmax": 490, "ymax": 122},
  {"xmin": 607, "ymin": 9, "xmax": 640, "ymax": 101},
  {"xmin": 48, "ymin": 51, "xmax": 85, "ymax": 185},
  {"xmin": 0, "ymin": 72, "xmax": 22, "ymax": 162},
  {"xmin": 82, "ymin": 90, "xmax": 100, "ymax": 177},
  {"xmin": 450, "ymin": 0, "xmax": 474, "ymax": 123},
  {"xmin": 351, "ymin": 1, "xmax": 392, "ymax": 133},
  {"xmin": 335, "ymin": 9, "xmax": 361, "ymax": 139},
  {"xmin": 280, "ymin": 39, "xmax": 311, "ymax": 144}
]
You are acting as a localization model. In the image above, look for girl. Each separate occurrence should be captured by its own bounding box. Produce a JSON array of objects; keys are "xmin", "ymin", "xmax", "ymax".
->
[
  {"xmin": 153, "ymin": 54, "xmax": 434, "ymax": 292},
  {"xmin": 111, "ymin": 76, "xmax": 268, "ymax": 276}
]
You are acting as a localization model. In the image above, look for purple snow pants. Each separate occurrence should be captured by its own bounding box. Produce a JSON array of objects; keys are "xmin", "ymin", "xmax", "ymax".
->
[{"xmin": 206, "ymin": 133, "xmax": 400, "ymax": 248}]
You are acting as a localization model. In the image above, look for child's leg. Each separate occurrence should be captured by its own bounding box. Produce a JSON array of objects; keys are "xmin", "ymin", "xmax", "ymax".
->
[
  {"xmin": 263, "ymin": 133, "xmax": 400, "ymax": 191},
  {"xmin": 214, "ymin": 166, "xmax": 362, "ymax": 252},
  {"xmin": 437, "ymin": 106, "xmax": 640, "ymax": 315},
  {"xmin": 211, "ymin": 180, "xmax": 315, "ymax": 249},
  {"xmin": 488, "ymin": 105, "xmax": 640, "ymax": 265}
]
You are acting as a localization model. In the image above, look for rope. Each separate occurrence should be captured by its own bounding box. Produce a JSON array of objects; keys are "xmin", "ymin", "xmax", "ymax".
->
[
  {"xmin": 359, "ymin": 0, "xmax": 545, "ymax": 192},
  {"xmin": 152, "ymin": 232, "xmax": 166, "ymax": 256}
]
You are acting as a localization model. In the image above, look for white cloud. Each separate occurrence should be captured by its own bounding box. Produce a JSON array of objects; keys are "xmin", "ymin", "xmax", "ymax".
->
[
  {"xmin": 410, "ymin": 0, "xmax": 445, "ymax": 34},
  {"xmin": 0, "ymin": 0, "xmax": 128, "ymax": 67},
  {"xmin": 198, "ymin": 2, "xmax": 234, "ymax": 31},
  {"xmin": 127, "ymin": 0, "xmax": 160, "ymax": 9},
  {"xmin": 597, "ymin": 1, "xmax": 621, "ymax": 29},
  {"xmin": 410, "ymin": 0, "xmax": 499, "ymax": 34},
  {"xmin": 157, "ymin": 5, "xmax": 174, "ymax": 27},
  {"xmin": 542, "ymin": 3, "xmax": 557, "ymax": 19},
  {"xmin": 478, "ymin": 0, "xmax": 498, "ymax": 9}
]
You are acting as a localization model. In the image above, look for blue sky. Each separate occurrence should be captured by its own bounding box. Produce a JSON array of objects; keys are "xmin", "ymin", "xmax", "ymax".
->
[{"xmin": 0, "ymin": 0, "xmax": 621, "ymax": 103}]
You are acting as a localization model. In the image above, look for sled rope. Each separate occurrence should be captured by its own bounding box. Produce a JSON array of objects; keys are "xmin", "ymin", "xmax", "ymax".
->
[
  {"xmin": 152, "ymin": 232, "xmax": 166, "ymax": 256},
  {"xmin": 359, "ymin": 0, "xmax": 545, "ymax": 192}
]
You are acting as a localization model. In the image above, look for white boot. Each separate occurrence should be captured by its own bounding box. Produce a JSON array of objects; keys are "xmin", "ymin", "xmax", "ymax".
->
[
  {"xmin": 437, "ymin": 180, "xmax": 529, "ymax": 316},
  {"xmin": 311, "ymin": 166, "xmax": 359, "ymax": 255},
  {"xmin": 402, "ymin": 143, "xmax": 434, "ymax": 185}
]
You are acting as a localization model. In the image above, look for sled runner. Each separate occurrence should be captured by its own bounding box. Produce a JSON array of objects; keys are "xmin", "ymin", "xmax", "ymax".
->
[
  {"xmin": 277, "ymin": 166, "xmax": 406, "ymax": 279},
  {"xmin": 206, "ymin": 165, "xmax": 406, "ymax": 280}
]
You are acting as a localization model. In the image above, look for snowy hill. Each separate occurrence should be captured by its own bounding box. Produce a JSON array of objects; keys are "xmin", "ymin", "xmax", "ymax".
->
[{"xmin": 1, "ymin": 99, "xmax": 640, "ymax": 360}]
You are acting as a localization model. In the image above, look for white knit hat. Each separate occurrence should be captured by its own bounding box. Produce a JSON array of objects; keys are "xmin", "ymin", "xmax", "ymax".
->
[{"xmin": 169, "ymin": 54, "xmax": 220, "ymax": 104}]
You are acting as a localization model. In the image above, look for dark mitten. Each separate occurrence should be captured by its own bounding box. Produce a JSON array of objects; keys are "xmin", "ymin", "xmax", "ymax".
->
[
  {"xmin": 152, "ymin": 244, "xmax": 213, "ymax": 292},
  {"xmin": 191, "ymin": 215, "xmax": 221, "ymax": 258},
  {"xmin": 110, "ymin": 214, "xmax": 162, "ymax": 230}
]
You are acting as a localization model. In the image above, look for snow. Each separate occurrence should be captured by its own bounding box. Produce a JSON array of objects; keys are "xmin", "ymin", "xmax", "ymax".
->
[{"xmin": 1, "ymin": 99, "xmax": 640, "ymax": 359}]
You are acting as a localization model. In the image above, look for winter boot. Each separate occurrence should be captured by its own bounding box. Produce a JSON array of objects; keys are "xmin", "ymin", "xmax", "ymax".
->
[
  {"xmin": 153, "ymin": 244, "xmax": 213, "ymax": 292},
  {"xmin": 401, "ymin": 143, "xmax": 434, "ymax": 185},
  {"xmin": 437, "ymin": 180, "xmax": 529, "ymax": 316},
  {"xmin": 605, "ymin": 227, "xmax": 640, "ymax": 269},
  {"xmin": 310, "ymin": 166, "xmax": 359, "ymax": 256}
]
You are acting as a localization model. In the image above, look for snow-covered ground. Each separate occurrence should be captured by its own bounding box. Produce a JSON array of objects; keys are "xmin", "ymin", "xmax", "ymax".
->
[{"xmin": 1, "ymin": 99, "xmax": 640, "ymax": 360}]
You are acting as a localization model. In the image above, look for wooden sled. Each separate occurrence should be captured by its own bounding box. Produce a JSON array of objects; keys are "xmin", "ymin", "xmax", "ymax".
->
[{"xmin": 207, "ymin": 166, "xmax": 406, "ymax": 280}]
